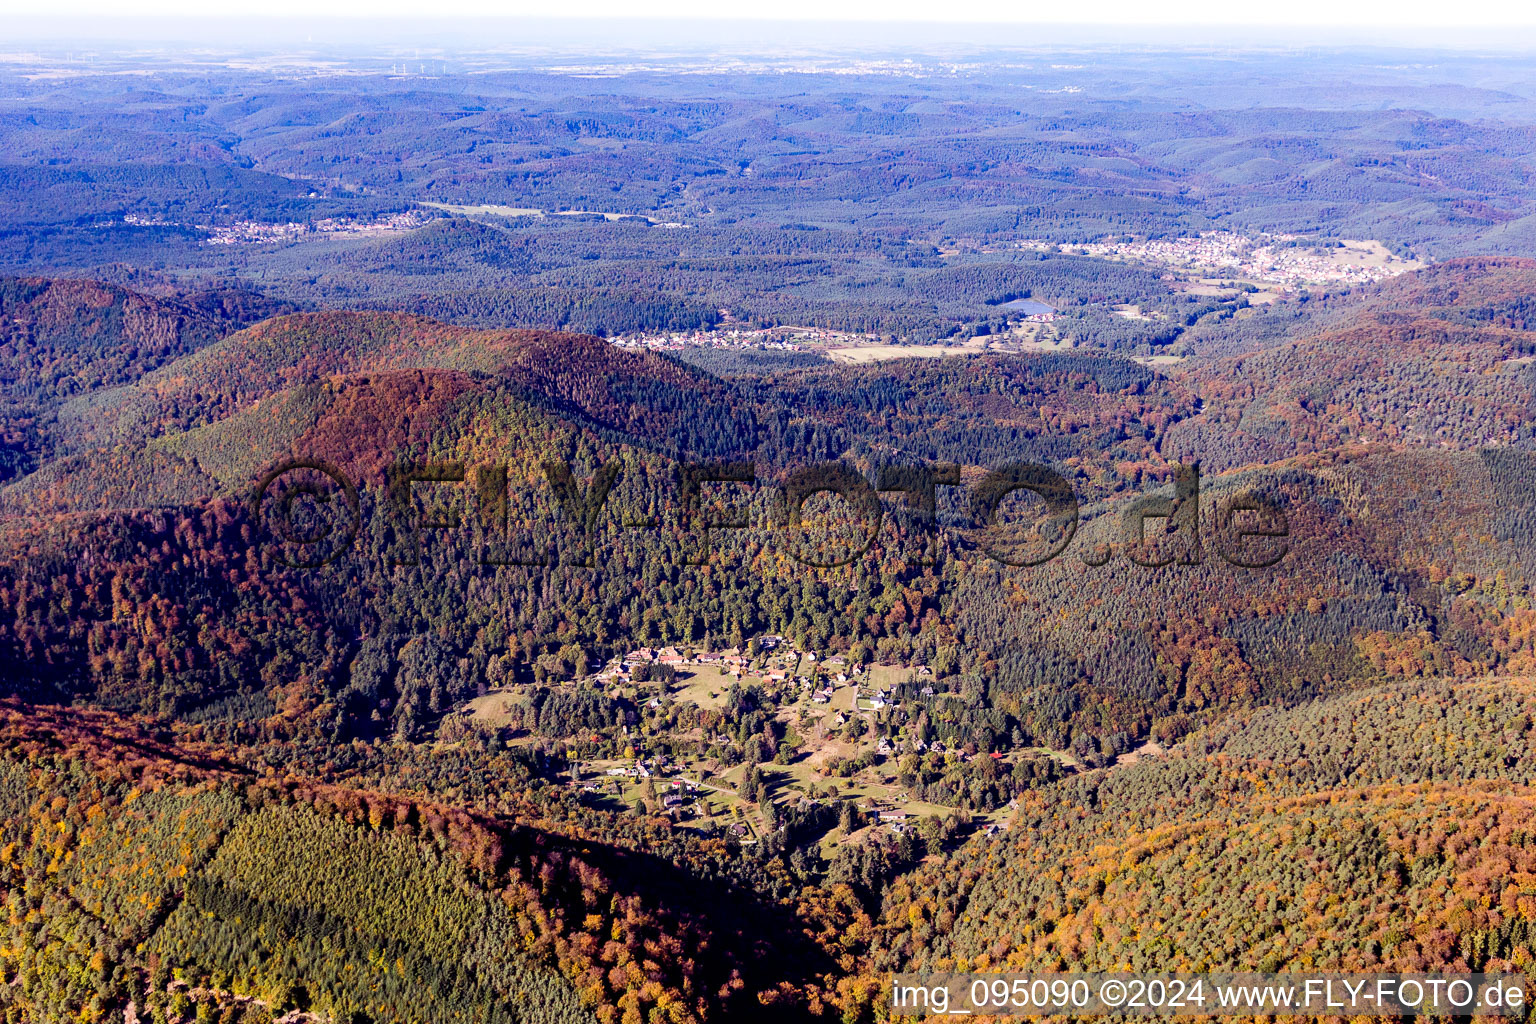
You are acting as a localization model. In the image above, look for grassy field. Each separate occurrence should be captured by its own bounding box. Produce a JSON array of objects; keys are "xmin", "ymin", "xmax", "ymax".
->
[
  {"xmin": 1330, "ymin": 238, "xmax": 1422, "ymax": 272},
  {"xmin": 670, "ymin": 666, "xmax": 736, "ymax": 708},
  {"xmin": 824, "ymin": 337, "xmax": 998, "ymax": 364},
  {"xmin": 464, "ymin": 690, "xmax": 520, "ymax": 725},
  {"xmin": 420, "ymin": 201, "xmax": 544, "ymax": 217},
  {"xmin": 422, "ymin": 202, "xmax": 669, "ymax": 225},
  {"xmin": 865, "ymin": 664, "xmax": 914, "ymax": 688}
]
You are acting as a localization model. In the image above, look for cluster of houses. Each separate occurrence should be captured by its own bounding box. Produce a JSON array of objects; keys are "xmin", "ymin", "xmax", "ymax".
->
[
  {"xmin": 1018, "ymin": 231, "xmax": 1414, "ymax": 290},
  {"xmin": 871, "ymin": 733, "xmax": 957, "ymax": 758},
  {"xmin": 609, "ymin": 324, "xmax": 883, "ymax": 355},
  {"xmin": 591, "ymin": 640, "xmax": 944, "ymax": 725},
  {"xmin": 660, "ymin": 779, "xmax": 704, "ymax": 816},
  {"xmin": 162, "ymin": 210, "xmax": 430, "ymax": 246},
  {"xmin": 811, "ymin": 681, "xmax": 893, "ymax": 707},
  {"xmin": 603, "ymin": 637, "xmax": 798, "ymax": 684},
  {"xmin": 813, "ymin": 667, "xmax": 932, "ymax": 713},
  {"xmin": 857, "ymin": 801, "xmax": 912, "ymax": 832},
  {"xmin": 578, "ymin": 758, "xmax": 708, "ymax": 818},
  {"xmin": 593, "ymin": 755, "xmax": 682, "ymax": 780},
  {"xmin": 854, "ymin": 800, "xmax": 1011, "ymax": 839}
]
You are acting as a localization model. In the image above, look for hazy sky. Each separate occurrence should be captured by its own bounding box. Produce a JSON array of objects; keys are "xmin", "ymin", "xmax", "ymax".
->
[
  {"xmin": 6, "ymin": 1, "xmax": 1536, "ymax": 58},
  {"xmin": 4, "ymin": 0, "xmax": 1535, "ymax": 26}
]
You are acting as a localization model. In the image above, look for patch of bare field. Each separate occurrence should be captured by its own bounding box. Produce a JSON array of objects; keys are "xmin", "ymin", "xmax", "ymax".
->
[
  {"xmin": 1114, "ymin": 738, "xmax": 1166, "ymax": 767},
  {"xmin": 826, "ymin": 335, "xmax": 1074, "ymax": 365},
  {"xmin": 465, "ymin": 690, "xmax": 520, "ymax": 725},
  {"xmin": 1330, "ymin": 238, "xmax": 1421, "ymax": 271},
  {"xmin": 1011, "ymin": 337, "xmax": 1073, "ymax": 354},
  {"xmin": 800, "ymin": 736, "xmax": 862, "ymax": 770},
  {"xmin": 421, "ymin": 201, "xmax": 544, "ymax": 218},
  {"xmin": 826, "ymin": 340, "xmax": 981, "ymax": 364},
  {"xmin": 1178, "ymin": 280, "xmax": 1241, "ymax": 298}
]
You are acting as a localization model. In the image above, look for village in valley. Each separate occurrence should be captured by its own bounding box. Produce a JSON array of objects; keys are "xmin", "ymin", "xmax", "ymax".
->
[
  {"xmin": 608, "ymin": 323, "xmax": 865, "ymax": 354},
  {"xmin": 459, "ymin": 634, "xmax": 1077, "ymax": 853},
  {"xmin": 124, "ymin": 210, "xmax": 432, "ymax": 245},
  {"xmin": 1016, "ymin": 231, "xmax": 1423, "ymax": 290}
]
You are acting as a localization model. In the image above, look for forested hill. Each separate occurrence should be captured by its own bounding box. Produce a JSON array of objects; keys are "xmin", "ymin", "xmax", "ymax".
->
[
  {"xmin": 0, "ymin": 277, "xmax": 227, "ymax": 400},
  {"xmin": 872, "ymin": 675, "xmax": 1536, "ymax": 985},
  {"xmin": 5, "ymin": 295, "xmax": 1204, "ymax": 515},
  {"xmin": 1169, "ymin": 257, "xmax": 1536, "ymax": 469},
  {"xmin": 1, "ymin": 265, "xmax": 1535, "ymax": 1021},
  {"xmin": 47, "ymin": 308, "xmax": 794, "ymax": 467},
  {"xmin": 0, "ymin": 276, "xmax": 296, "ymax": 482},
  {"xmin": 0, "ymin": 698, "xmax": 852, "ymax": 1024},
  {"xmin": 3, "ymin": 271, "xmax": 1536, "ymax": 752}
]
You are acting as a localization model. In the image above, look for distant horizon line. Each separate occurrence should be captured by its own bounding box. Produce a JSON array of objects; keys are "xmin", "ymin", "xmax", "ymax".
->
[{"xmin": 8, "ymin": 18, "xmax": 1536, "ymax": 56}]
